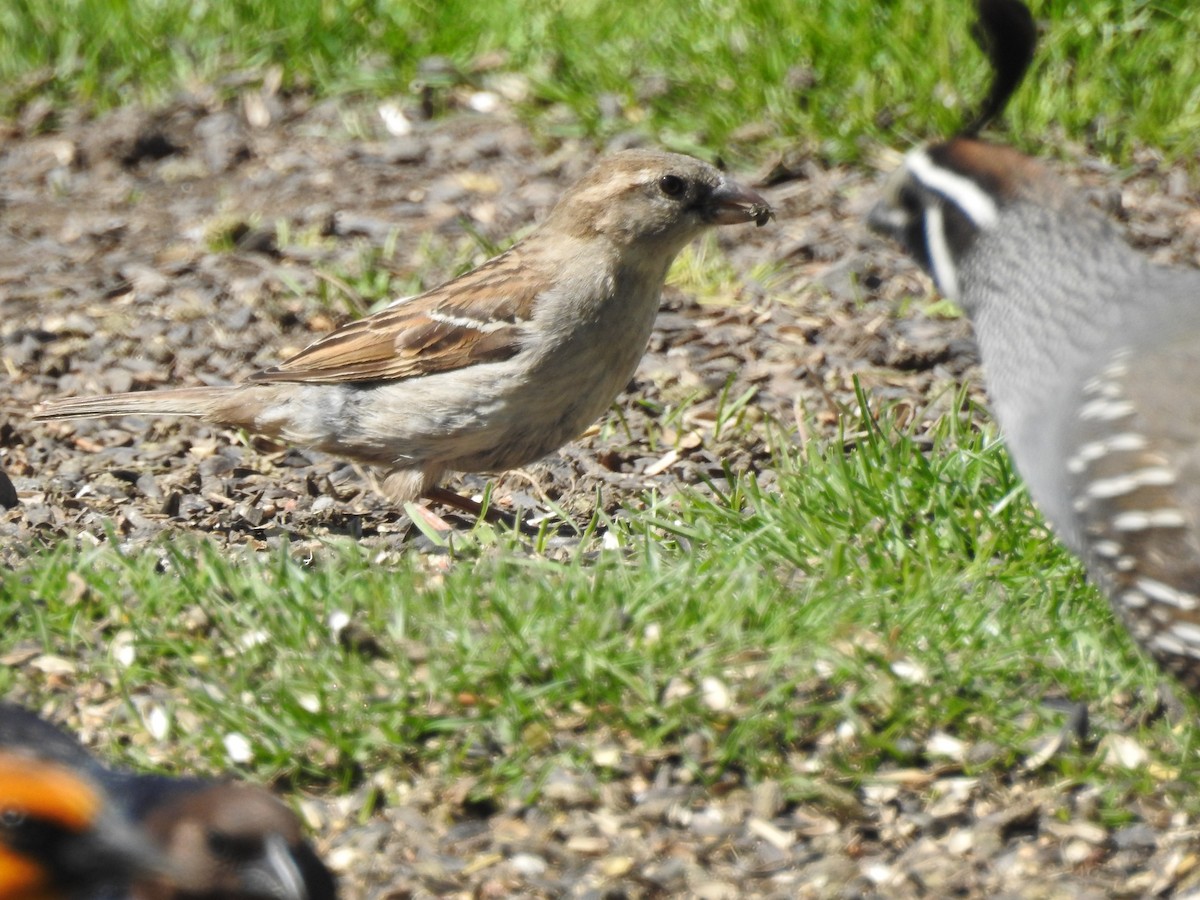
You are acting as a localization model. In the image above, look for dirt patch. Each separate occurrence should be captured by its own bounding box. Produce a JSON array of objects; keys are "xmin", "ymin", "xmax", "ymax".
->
[{"xmin": 3, "ymin": 89, "xmax": 1199, "ymax": 897}]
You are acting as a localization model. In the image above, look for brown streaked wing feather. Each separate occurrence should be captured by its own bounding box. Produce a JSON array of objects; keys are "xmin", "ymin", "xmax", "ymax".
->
[{"xmin": 249, "ymin": 249, "xmax": 543, "ymax": 385}]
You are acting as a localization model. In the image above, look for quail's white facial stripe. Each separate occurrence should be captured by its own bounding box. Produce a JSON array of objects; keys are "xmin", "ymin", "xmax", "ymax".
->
[
  {"xmin": 903, "ymin": 148, "xmax": 1002, "ymax": 303},
  {"xmin": 923, "ymin": 204, "xmax": 959, "ymax": 300},
  {"xmin": 905, "ymin": 148, "xmax": 1000, "ymax": 229}
]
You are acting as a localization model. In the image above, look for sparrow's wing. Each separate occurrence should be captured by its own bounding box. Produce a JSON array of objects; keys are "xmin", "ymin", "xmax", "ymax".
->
[{"xmin": 249, "ymin": 247, "xmax": 544, "ymax": 385}]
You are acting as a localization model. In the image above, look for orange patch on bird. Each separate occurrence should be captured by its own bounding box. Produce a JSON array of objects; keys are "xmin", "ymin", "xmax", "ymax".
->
[
  {"xmin": 0, "ymin": 846, "xmax": 52, "ymax": 900},
  {"xmin": 0, "ymin": 752, "xmax": 101, "ymax": 833}
]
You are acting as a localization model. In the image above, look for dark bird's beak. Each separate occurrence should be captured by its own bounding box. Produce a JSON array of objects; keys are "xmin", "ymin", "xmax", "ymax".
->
[
  {"xmin": 705, "ymin": 177, "xmax": 774, "ymax": 227},
  {"xmin": 238, "ymin": 834, "xmax": 310, "ymax": 900}
]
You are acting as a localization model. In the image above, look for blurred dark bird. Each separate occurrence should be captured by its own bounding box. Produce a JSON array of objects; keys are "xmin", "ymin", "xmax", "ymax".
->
[
  {"xmin": 0, "ymin": 702, "xmax": 336, "ymax": 900},
  {"xmin": 0, "ymin": 749, "xmax": 165, "ymax": 900}
]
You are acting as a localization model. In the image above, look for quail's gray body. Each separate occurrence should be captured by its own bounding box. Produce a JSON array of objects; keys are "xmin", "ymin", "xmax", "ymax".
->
[{"xmin": 871, "ymin": 137, "xmax": 1200, "ymax": 692}]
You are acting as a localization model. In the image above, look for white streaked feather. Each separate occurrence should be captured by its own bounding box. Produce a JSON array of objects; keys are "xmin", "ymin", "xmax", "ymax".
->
[
  {"xmin": 924, "ymin": 204, "xmax": 959, "ymax": 301},
  {"xmin": 906, "ymin": 148, "xmax": 1000, "ymax": 229}
]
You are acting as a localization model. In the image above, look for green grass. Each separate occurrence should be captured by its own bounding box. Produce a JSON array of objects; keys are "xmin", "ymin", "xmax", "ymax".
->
[
  {"xmin": 3, "ymin": 394, "xmax": 1188, "ymax": 815},
  {"xmin": 2, "ymin": 1, "xmax": 1200, "ymax": 163},
  {"xmin": 4, "ymin": 0, "xmax": 1199, "ymax": 838}
]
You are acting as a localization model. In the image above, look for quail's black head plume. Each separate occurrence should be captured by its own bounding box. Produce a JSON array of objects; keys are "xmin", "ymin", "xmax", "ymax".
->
[{"xmin": 961, "ymin": 0, "xmax": 1038, "ymax": 136}]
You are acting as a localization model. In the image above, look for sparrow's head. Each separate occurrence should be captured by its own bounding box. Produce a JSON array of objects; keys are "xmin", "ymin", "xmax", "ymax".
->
[
  {"xmin": 547, "ymin": 148, "xmax": 772, "ymax": 253},
  {"xmin": 0, "ymin": 752, "xmax": 166, "ymax": 900},
  {"xmin": 134, "ymin": 781, "xmax": 336, "ymax": 900}
]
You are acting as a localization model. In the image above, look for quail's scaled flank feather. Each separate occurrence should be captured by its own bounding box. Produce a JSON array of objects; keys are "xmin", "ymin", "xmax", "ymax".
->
[
  {"xmin": 0, "ymin": 702, "xmax": 337, "ymax": 900},
  {"xmin": 869, "ymin": 0, "xmax": 1200, "ymax": 693}
]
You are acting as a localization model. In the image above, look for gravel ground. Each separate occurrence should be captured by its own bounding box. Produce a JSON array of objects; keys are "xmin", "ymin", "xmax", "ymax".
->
[{"xmin": 3, "ymin": 83, "xmax": 1200, "ymax": 898}]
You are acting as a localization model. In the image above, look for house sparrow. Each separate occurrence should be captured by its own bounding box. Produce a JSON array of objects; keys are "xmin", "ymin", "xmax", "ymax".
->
[
  {"xmin": 0, "ymin": 701, "xmax": 336, "ymax": 900},
  {"xmin": 35, "ymin": 149, "xmax": 772, "ymax": 509}
]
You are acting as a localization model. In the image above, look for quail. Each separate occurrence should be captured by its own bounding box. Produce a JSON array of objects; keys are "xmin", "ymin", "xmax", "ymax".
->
[
  {"xmin": 869, "ymin": 0, "xmax": 1200, "ymax": 693},
  {"xmin": 34, "ymin": 149, "xmax": 772, "ymax": 516},
  {"xmin": 0, "ymin": 702, "xmax": 336, "ymax": 900}
]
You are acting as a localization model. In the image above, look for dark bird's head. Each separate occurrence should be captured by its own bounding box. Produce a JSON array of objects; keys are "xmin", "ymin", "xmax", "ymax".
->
[
  {"xmin": 0, "ymin": 751, "xmax": 166, "ymax": 900},
  {"xmin": 132, "ymin": 782, "xmax": 336, "ymax": 900}
]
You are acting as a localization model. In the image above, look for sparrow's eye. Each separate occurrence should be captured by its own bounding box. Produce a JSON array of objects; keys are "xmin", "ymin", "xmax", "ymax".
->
[
  {"xmin": 0, "ymin": 807, "xmax": 26, "ymax": 831},
  {"xmin": 658, "ymin": 174, "xmax": 687, "ymax": 198}
]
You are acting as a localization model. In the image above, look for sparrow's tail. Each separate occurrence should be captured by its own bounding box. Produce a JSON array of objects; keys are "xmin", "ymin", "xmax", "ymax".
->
[{"xmin": 33, "ymin": 387, "xmax": 232, "ymax": 422}]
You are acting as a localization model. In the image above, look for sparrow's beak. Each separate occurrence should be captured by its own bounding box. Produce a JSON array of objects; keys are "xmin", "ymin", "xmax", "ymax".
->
[{"xmin": 704, "ymin": 177, "xmax": 774, "ymax": 227}]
